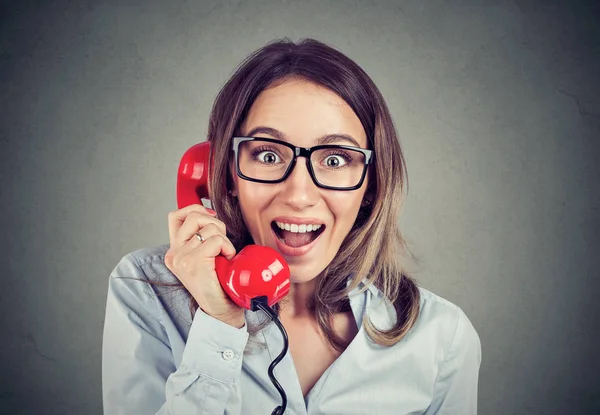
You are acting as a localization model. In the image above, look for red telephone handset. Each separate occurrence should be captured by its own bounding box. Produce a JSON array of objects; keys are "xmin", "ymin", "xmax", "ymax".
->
[{"xmin": 176, "ymin": 142, "xmax": 290, "ymax": 309}]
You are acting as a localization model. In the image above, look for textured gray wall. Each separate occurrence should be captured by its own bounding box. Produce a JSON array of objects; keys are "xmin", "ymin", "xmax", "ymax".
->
[{"xmin": 1, "ymin": 0, "xmax": 599, "ymax": 414}]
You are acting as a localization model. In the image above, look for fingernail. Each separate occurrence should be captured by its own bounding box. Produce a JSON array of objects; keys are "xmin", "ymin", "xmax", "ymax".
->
[{"xmin": 206, "ymin": 208, "xmax": 217, "ymax": 215}]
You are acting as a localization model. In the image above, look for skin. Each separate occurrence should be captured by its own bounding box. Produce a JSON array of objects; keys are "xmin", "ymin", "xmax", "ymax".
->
[{"xmin": 165, "ymin": 78, "xmax": 368, "ymax": 395}]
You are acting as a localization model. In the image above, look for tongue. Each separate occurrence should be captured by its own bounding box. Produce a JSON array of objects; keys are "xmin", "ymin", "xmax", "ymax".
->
[{"xmin": 281, "ymin": 230, "xmax": 315, "ymax": 248}]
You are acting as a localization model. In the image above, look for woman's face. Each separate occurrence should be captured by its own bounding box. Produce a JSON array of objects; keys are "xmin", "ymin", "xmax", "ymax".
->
[{"xmin": 231, "ymin": 78, "xmax": 369, "ymax": 283}]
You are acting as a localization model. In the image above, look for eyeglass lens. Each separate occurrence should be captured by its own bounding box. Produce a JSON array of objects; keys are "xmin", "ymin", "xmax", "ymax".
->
[{"xmin": 237, "ymin": 139, "xmax": 366, "ymax": 188}]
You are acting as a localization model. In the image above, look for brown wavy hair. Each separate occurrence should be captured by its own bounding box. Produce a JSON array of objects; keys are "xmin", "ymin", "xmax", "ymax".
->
[{"xmin": 200, "ymin": 38, "xmax": 420, "ymax": 351}]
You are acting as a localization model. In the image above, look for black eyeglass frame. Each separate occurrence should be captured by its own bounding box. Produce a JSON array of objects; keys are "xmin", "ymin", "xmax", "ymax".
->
[{"xmin": 232, "ymin": 136, "xmax": 374, "ymax": 191}]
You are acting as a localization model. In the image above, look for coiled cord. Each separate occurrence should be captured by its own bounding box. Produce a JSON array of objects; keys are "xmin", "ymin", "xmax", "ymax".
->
[{"xmin": 252, "ymin": 298, "xmax": 289, "ymax": 415}]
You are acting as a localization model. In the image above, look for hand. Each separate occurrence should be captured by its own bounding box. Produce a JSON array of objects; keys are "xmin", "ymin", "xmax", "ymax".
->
[{"xmin": 164, "ymin": 204, "xmax": 245, "ymax": 328}]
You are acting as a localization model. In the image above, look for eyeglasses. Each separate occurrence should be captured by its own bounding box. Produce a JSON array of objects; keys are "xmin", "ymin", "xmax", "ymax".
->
[{"xmin": 232, "ymin": 136, "xmax": 374, "ymax": 191}]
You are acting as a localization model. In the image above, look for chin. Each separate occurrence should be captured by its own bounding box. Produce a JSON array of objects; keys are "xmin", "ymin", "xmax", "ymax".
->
[
  {"xmin": 289, "ymin": 276, "xmax": 315, "ymax": 285},
  {"xmin": 287, "ymin": 263, "xmax": 326, "ymax": 285}
]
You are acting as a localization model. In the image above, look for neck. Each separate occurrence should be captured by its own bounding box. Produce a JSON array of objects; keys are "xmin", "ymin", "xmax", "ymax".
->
[{"xmin": 279, "ymin": 279, "xmax": 317, "ymax": 318}]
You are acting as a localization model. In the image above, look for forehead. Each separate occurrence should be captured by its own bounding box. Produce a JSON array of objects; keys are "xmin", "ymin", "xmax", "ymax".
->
[{"xmin": 240, "ymin": 79, "xmax": 367, "ymax": 148}]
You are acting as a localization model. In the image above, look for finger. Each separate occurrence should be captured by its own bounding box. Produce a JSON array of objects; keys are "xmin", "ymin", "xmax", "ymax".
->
[
  {"xmin": 204, "ymin": 233, "xmax": 237, "ymax": 260},
  {"xmin": 168, "ymin": 204, "xmax": 207, "ymax": 243},
  {"xmin": 175, "ymin": 214, "xmax": 227, "ymax": 246},
  {"xmin": 168, "ymin": 205, "xmax": 217, "ymax": 245},
  {"xmin": 182, "ymin": 232, "xmax": 237, "ymax": 261},
  {"xmin": 183, "ymin": 222, "xmax": 223, "ymax": 245}
]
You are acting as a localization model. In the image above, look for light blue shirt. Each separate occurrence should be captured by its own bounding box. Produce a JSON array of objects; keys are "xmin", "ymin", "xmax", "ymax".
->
[{"xmin": 102, "ymin": 244, "xmax": 481, "ymax": 414}]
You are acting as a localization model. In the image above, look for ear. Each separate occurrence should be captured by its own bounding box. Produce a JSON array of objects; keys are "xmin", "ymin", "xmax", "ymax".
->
[{"xmin": 361, "ymin": 185, "xmax": 375, "ymax": 208}]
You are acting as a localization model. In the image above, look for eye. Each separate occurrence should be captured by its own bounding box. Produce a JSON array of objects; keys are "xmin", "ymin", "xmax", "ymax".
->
[
  {"xmin": 323, "ymin": 154, "xmax": 348, "ymax": 168},
  {"xmin": 256, "ymin": 151, "xmax": 281, "ymax": 164}
]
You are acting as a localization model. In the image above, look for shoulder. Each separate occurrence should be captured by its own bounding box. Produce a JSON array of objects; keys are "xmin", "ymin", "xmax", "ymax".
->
[
  {"xmin": 413, "ymin": 287, "xmax": 481, "ymax": 363},
  {"xmin": 107, "ymin": 243, "xmax": 184, "ymax": 317},
  {"xmin": 120, "ymin": 243, "xmax": 171, "ymax": 273},
  {"xmin": 110, "ymin": 243, "xmax": 177, "ymax": 284},
  {"xmin": 416, "ymin": 287, "xmax": 466, "ymax": 329},
  {"xmin": 364, "ymin": 283, "xmax": 480, "ymax": 357},
  {"xmin": 128, "ymin": 243, "xmax": 170, "ymax": 263}
]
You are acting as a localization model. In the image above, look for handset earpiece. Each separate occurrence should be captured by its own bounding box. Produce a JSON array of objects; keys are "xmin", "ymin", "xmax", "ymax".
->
[{"xmin": 176, "ymin": 141, "xmax": 212, "ymax": 209}]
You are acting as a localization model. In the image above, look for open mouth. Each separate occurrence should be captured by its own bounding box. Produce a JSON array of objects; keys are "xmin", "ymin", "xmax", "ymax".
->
[{"xmin": 271, "ymin": 221, "xmax": 326, "ymax": 248}]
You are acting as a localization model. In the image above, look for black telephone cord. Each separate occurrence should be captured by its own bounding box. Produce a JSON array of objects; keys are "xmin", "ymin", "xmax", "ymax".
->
[{"xmin": 252, "ymin": 299, "xmax": 289, "ymax": 415}]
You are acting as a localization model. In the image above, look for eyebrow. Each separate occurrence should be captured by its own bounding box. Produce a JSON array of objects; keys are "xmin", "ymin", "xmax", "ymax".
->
[{"xmin": 245, "ymin": 126, "xmax": 364, "ymax": 148}]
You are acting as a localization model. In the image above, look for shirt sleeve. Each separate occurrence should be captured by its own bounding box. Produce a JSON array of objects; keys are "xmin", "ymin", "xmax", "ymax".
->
[
  {"xmin": 102, "ymin": 253, "xmax": 249, "ymax": 415},
  {"xmin": 425, "ymin": 307, "xmax": 482, "ymax": 414}
]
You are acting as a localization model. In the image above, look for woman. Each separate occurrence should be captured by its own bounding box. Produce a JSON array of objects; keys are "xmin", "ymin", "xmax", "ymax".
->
[{"xmin": 102, "ymin": 38, "xmax": 481, "ymax": 414}]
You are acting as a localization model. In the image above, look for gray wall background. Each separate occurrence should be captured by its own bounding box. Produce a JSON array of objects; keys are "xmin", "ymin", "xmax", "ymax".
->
[{"xmin": 1, "ymin": 0, "xmax": 599, "ymax": 414}]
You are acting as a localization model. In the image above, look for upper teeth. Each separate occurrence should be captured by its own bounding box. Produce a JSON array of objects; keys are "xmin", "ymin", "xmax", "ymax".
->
[{"xmin": 275, "ymin": 222, "xmax": 322, "ymax": 233}]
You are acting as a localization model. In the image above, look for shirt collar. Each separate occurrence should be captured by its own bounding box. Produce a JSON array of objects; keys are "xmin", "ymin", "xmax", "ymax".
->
[
  {"xmin": 346, "ymin": 275, "xmax": 381, "ymax": 298},
  {"xmin": 347, "ymin": 275, "xmax": 397, "ymax": 331}
]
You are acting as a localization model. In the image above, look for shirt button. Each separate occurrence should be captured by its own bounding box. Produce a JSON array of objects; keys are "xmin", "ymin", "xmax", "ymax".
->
[{"xmin": 222, "ymin": 349, "xmax": 235, "ymax": 361}]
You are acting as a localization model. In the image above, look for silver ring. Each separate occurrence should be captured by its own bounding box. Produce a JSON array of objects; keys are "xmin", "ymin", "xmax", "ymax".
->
[{"xmin": 194, "ymin": 232, "xmax": 205, "ymax": 243}]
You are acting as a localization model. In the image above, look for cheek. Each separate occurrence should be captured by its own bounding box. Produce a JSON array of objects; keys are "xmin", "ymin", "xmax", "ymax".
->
[
  {"xmin": 328, "ymin": 192, "xmax": 364, "ymax": 226},
  {"xmin": 236, "ymin": 184, "xmax": 279, "ymax": 245},
  {"xmin": 236, "ymin": 182, "xmax": 276, "ymax": 230},
  {"xmin": 237, "ymin": 182, "xmax": 275, "ymax": 207}
]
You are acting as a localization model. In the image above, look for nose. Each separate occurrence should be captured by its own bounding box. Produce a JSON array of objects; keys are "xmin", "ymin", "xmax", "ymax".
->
[{"xmin": 279, "ymin": 158, "xmax": 320, "ymax": 211}]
